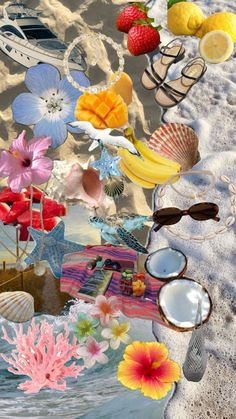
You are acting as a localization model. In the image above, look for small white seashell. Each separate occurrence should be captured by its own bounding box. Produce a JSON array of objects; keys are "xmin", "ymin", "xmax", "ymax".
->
[
  {"xmin": 149, "ymin": 123, "xmax": 200, "ymax": 171},
  {"xmin": 205, "ymin": 232, "xmax": 217, "ymax": 240},
  {"xmin": 230, "ymin": 195, "xmax": 236, "ymax": 205},
  {"xmin": 216, "ymin": 226, "xmax": 228, "ymax": 234},
  {"xmin": 225, "ymin": 216, "xmax": 236, "ymax": 227},
  {"xmin": 220, "ymin": 175, "xmax": 230, "ymax": 183},
  {"xmin": 230, "ymin": 206, "xmax": 236, "ymax": 216},
  {"xmin": 0, "ymin": 291, "xmax": 34, "ymax": 323},
  {"xmin": 34, "ymin": 262, "xmax": 47, "ymax": 277},
  {"xmin": 179, "ymin": 234, "xmax": 191, "ymax": 241},
  {"xmin": 229, "ymin": 184, "xmax": 236, "ymax": 194},
  {"xmin": 192, "ymin": 235, "xmax": 205, "ymax": 242}
]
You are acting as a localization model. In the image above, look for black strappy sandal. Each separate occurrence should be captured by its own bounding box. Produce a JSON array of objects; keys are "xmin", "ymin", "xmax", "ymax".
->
[
  {"xmin": 141, "ymin": 38, "xmax": 185, "ymax": 90},
  {"xmin": 155, "ymin": 57, "xmax": 207, "ymax": 108}
]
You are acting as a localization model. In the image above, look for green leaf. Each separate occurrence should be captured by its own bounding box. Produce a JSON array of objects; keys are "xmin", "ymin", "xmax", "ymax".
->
[{"xmin": 167, "ymin": 0, "xmax": 187, "ymax": 9}]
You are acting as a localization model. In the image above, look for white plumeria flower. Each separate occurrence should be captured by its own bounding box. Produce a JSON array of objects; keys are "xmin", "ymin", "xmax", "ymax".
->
[
  {"xmin": 76, "ymin": 336, "xmax": 109, "ymax": 368},
  {"xmin": 101, "ymin": 319, "xmax": 131, "ymax": 350}
]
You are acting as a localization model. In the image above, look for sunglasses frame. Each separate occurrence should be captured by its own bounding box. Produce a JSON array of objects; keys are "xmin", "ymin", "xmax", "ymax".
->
[{"xmin": 153, "ymin": 202, "xmax": 220, "ymax": 233}]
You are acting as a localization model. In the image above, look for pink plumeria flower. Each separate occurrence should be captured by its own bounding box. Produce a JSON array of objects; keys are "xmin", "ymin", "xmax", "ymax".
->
[
  {"xmin": 77, "ymin": 336, "xmax": 109, "ymax": 368},
  {"xmin": 101, "ymin": 319, "xmax": 131, "ymax": 350},
  {"xmin": 0, "ymin": 130, "xmax": 53, "ymax": 193},
  {"xmin": 90, "ymin": 295, "xmax": 120, "ymax": 326}
]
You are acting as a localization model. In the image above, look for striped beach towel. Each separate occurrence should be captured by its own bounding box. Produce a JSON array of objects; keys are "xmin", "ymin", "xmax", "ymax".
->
[{"xmin": 61, "ymin": 245, "xmax": 166, "ymax": 326}]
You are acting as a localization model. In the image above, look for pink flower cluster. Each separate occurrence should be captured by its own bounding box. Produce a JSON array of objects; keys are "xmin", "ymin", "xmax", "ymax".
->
[{"xmin": 0, "ymin": 319, "xmax": 83, "ymax": 394}]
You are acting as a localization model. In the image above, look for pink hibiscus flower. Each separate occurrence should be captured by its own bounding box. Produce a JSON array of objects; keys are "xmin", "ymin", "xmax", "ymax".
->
[
  {"xmin": 90, "ymin": 295, "xmax": 120, "ymax": 326},
  {"xmin": 76, "ymin": 336, "xmax": 109, "ymax": 368},
  {"xmin": 0, "ymin": 131, "xmax": 53, "ymax": 193}
]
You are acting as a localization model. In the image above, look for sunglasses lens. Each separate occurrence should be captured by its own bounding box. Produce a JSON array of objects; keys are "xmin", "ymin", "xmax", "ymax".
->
[
  {"xmin": 153, "ymin": 208, "xmax": 182, "ymax": 226},
  {"xmin": 189, "ymin": 203, "xmax": 219, "ymax": 220}
]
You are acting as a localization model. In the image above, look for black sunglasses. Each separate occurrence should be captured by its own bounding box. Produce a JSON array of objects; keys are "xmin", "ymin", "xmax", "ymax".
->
[{"xmin": 153, "ymin": 202, "xmax": 220, "ymax": 232}]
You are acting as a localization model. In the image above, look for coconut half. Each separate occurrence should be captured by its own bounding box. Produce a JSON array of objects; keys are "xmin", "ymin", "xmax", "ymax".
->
[{"xmin": 158, "ymin": 278, "xmax": 212, "ymax": 331}]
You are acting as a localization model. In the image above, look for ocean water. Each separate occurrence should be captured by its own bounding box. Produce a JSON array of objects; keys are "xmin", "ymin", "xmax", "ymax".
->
[{"xmin": 0, "ymin": 314, "xmax": 174, "ymax": 419}]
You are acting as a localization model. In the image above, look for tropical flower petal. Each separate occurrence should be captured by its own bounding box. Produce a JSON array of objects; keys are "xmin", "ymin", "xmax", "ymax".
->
[
  {"xmin": 25, "ymin": 64, "xmax": 60, "ymax": 97},
  {"xmin": 67, "ymin": 122, "xmax": 83, "ymax": 134},
  {"xmin": 8, "ymin": 171, "xmax": 32, "ymax": 193},
  {"xmin": 97, "ymin": 353, "xmax": 109, "ymax": 365},
  {"xmin": 10, "ymin": 130, "xmax": 27, "ymax": 153},
  {"xmin": 99, "ymin": 340, "xmax": 109, "ymax": 352},
  {"xmin": 76, "ymin": 347, "xmax": 90, "ymax": 358},
  {"xmin": 141, "ymin": 377, "xmax": 172, "ymax": 400},
  {"xmin": 12, "ymin": 93, "xmax": 44, "ymax": 125},
  {"xmin": 154, "ymin": 359, "xmax": 181, "ymax": 383},
  {"xmin": 120, "ymin": 334, "xmax": 131, "ymax": 345},
  {"xmin": 84, "ymin": 357, "xmax": 96, "ymax": 368},
  {"xmin": 110, "ymin": 338, "xmax": 120, "ymax": 350},
  {"xmin": 117, "ymin": 360, "xmax": 142, "ymax": 390},
  {"xmin": 0, "ymin": 151, "xmax": 19, "ymax": 177},
  {"xmin": 27, "ymin": 136, "xmax": 52, "ymax": 157},
  {"xmin": 101, "ymin": 328, "xmax": 113, "ymax": 339},
  {"xmin": 31, "ymin": 157, "xmax": 53, "ymax": 185},
  {"xmin": 59, "ymin": 71, "xmax": 90, "ymax": 102},
  {"xmin": 145, "ymin": 342, "xmax": 169, "ymax": 364},
  {"xmin": 123, "ymin": 341, "xmax": 150, "ymax": 365},
  {"xmin": 63, "ymin": 101, "xmax": 78, "ymax": 124},
  {"xmin": 34, "ymin": 119, "xmax": 67, "ymax": 148}
]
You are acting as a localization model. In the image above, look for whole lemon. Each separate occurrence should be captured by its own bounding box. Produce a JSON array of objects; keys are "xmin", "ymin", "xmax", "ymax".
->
[
  {"xmin": 196, "ymin": 12, "xmax": 236, "ymax": 42},
  {"xmin": 167, "ymin": 2, "xmax": 205, "ymax": 36}
]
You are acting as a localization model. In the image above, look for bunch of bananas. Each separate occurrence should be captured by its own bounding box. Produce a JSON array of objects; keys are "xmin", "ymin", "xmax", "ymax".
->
[{"xmin": 118, "ymin": 128, "xmax": 181, "ymax": 189}]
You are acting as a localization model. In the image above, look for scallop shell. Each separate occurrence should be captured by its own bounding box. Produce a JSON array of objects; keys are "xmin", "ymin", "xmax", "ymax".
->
[
  {"xmin": 103, "ymin": 177, "xmax": 124, "ymax": 198},
  {"xmin": 149, "ymin": 123, "xmax": 200, "ymax": 170},
  {"xmin": 0, "ymin": 291, "xmax": 34, "ymax": 323}
]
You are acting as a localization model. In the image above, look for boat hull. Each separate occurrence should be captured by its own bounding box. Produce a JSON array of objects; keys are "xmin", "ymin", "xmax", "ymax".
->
[{"xmin": 0, "ymin": 33, "xmax": 87, "ymax": 73}]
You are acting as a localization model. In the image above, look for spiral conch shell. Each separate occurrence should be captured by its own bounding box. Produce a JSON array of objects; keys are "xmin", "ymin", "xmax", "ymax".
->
[
  {"xmin": 0, "ymin": 291, "xmax": 34, "ymax": 323},
  {"xmin": 149, "ymin": 123, "xmax": 200, "ymax": 171}
]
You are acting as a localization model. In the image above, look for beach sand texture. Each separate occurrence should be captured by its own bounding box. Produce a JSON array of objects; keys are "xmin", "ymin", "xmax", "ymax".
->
[{"xmin": 0, "ymin": 0, "xmax": 235, "ymax": 418}]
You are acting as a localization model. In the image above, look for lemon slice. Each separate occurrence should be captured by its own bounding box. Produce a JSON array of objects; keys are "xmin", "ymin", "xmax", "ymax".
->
[{"xmin": 199, "ymin": 30, "xmax": 234, "ymax": 64}]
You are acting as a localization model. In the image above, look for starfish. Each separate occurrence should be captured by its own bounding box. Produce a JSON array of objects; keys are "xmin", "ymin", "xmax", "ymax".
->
[
  {"xmin": 24, "ymin": 221, "xmax": 85, "ymax": 278},
  {"xmin": 90, "ymin": 148, "xmax": 121, "ymax": 180}
]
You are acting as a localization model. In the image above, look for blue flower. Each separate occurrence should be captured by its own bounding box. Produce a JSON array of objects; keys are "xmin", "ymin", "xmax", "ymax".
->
[{"xmin": 12, "ymin": 64, "xmax": 90, "ymax": 148}]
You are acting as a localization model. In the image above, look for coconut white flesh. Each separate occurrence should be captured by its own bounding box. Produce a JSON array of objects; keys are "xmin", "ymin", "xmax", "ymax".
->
[
  {"xmin": 159, "ymin": 279, "xmax": 211, "ymax": 329},
  {"xmin": 146, "ymin": 247, "xmax": 187, "ymax": 279}
]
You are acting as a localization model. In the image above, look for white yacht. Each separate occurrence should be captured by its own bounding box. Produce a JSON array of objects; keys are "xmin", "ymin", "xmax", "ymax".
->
[{"xmin": 0, "ymin": 1, "xmax": 87, "ymax": 72}]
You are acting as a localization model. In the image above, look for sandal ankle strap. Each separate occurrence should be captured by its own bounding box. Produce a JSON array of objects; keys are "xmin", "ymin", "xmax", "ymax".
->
[{"xmin": 181, "ymin": 57, "xmax": 206, "ymax": 80}]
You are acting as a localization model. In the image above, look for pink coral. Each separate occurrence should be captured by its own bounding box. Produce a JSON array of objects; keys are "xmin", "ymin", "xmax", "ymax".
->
[{"xmin": 0, "ymin": 319, "xmax": 83, "ymax": 394}]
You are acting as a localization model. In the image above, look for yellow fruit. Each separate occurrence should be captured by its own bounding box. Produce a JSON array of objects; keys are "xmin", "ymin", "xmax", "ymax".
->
[
  {"xmin": 167, "ymin": 2, "xmax": 205, "ymax": 36},
  {"xmin": 196, "ymin": 12, "xmax": 236, "ymax": 42},
  {"xmin": 75, "ymin": 90, "xmax": 128, "ymax": 129},
  {"xmin": 108, "ymin": 72, "xmax": 133, "ymax": 105},
  {"xmin": 118, "ymin": 148, "xmax": 179, "ymax": 184},
  {"xmin": 134, "ymin": 138, "xmax": 181, "ymax": 171},
  {"xmin": 199, "ymin": 30, "xmax": 234, "ymax": 64},
  {"xmin": 119, "ymin": 160, "xmax": 155, "ymax": 189},
  {"xmin": 124, "ymin": 127, "xmax": 181, "ymax": 171}
]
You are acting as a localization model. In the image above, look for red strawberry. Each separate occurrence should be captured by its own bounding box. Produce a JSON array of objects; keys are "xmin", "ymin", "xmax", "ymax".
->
[
  {"xmin": 0, "ymin": 188, "xmax": 26, "ymax": 203},
  {"xmin": 127, "ymin": 23, "xmax": 161, "ymax": 56},
  {"xmin": 116, "ymin": 3, "xmax": 148, "ymax": 33},
  {"xmin": 5, "ymin": 200, "xmax": 30, "ymax": 224},
  {"xmin": 0, "ymin": 203, "xmax": 11, "ymax": 223}
]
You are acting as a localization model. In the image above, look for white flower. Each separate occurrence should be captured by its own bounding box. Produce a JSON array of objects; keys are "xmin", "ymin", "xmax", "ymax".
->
[{"xmin": 101, "ymin": 319, "xmax": 131, "ymax": 350}]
